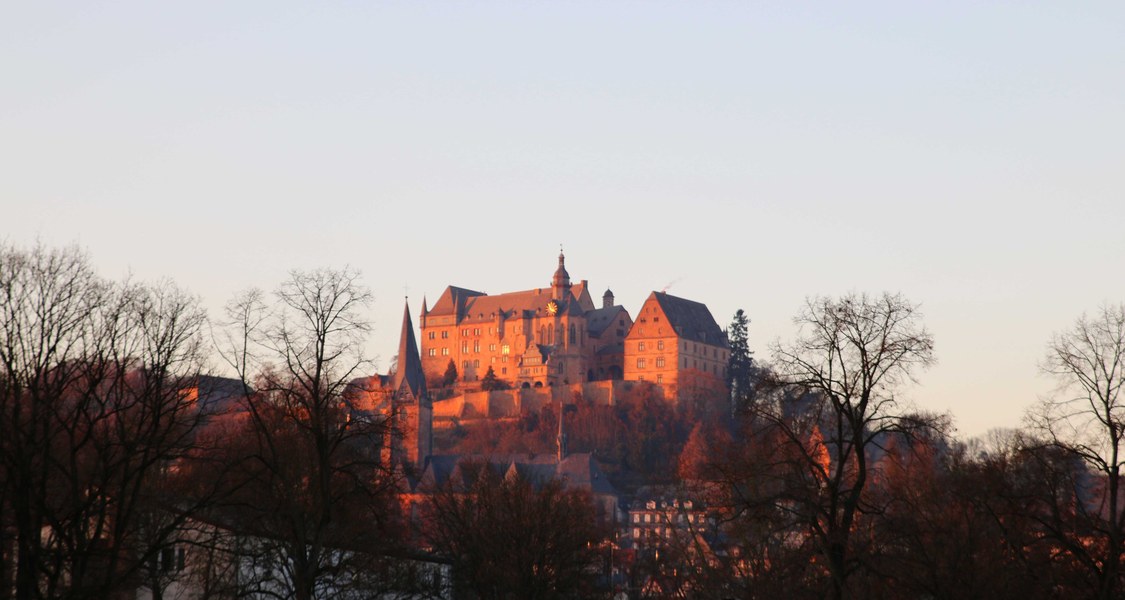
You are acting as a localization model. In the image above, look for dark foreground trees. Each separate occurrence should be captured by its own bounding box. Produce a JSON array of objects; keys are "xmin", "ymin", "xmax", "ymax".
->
[
  {"xmin": 424, "ymin": 464, "xmax": 608, "ymax": 599},
  {"xmin": 0, "ymin": 243, "xmax": 215, "ymax": 599},
  {"xmin": 1033, "ymin": 303, "xmax": 1125, "ymax": 599},
  {"xmin": 768, "ymin": 292, "xmax": 935, "ymax": 599},
  {"xmin": 214, "ymin": 269, "xmax": 404, "ymax": 600}
]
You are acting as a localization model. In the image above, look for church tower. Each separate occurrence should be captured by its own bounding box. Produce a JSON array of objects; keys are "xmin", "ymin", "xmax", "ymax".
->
[
  {"xmin": 551, "ymin": 249, "xmax": 571, "ymax": 300},
  {"xmin": 389, "ymin": 300, "xmax": 432, "ymax": 472}
]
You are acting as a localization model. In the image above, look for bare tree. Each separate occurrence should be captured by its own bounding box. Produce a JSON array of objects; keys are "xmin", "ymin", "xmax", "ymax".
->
[
  {"xmin": 0, "ymin": 243, "xmax": 213, "ymax": 599},
  {"xmin": 765, "ymin": 292, "xmax": 935, "ymax": 599},
  {"xmin": 215, "ymin": 268, "xmax": 403, "ymax": 600},
  {"xmin": 1034, "ymin": 303, "xmax": 1125, "ymax": 599}
]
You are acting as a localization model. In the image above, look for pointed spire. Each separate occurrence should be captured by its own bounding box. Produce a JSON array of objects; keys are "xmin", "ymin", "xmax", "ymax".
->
[
  {"xmin": 420, "ymin": 296, "xmax": 428, "ymax": 317},
  {"xmin": 393, "ymin": 300, "xmax": 427, "ymax": 402},
  {"xmin": 557, "ymin": 401, "xmax": 568, "ymax": 462}
]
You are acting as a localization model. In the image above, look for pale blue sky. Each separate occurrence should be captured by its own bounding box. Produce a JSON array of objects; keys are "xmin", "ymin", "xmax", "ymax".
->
[{"xmin": 3, "ymin": 2, "xmax": 1123, "ymax": 438}]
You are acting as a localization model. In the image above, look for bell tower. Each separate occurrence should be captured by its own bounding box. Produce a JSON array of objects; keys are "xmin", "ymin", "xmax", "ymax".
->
[{"xmin": 551, "ymin": 248, "xmax": 571, "ymax": 300}]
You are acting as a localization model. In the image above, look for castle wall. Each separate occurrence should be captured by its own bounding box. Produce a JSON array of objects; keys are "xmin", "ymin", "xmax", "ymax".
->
[{"xmin": 431, "ymin": 380, "xmax": 633, "ymax": 422}]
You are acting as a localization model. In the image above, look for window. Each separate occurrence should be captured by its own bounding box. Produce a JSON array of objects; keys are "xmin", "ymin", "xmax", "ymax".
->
[
  {"xmin": 633, "ymin": 528, "xmax": 641, "ymax": 538},
  {"xmin": 461, "ymin": 342, "xmax": 469, "ymax": 353},
  {"xmin": 461, "ymin": 328, "xmax": 469, "ymax": 336},
  {"xmin": 473, "ymin": 328, "xmax": 480, "ymax": 335},
  {"xmin": 473, "ymin": 359, "xmax": 480, "ymax": 368},
  {"xmin": 157, "ymin": 546, "xmax": 185, "ymax": 573},
  {"xmin": 502, "ymin": 344, "xmax": 510, "ymax": 355},
  {"xmin": 501, "ymin": 367, "xmax": 507, "ymax": 374},
  {"xmin": 441, "ymin": 331, "xmax": 448, "ymax": 339},
  {"xmin": 489, "ymin": 343, "xmax": 496, "ymax": 352},
  {"xmin": 644, "ymin": 514, "xmax": 651, "ymax": 523},
  {"xmin": 656, "ymin": 357, "xmax": 665, "ymax": 368},
  {"xmin": 428, "ymin": 331, "xmax": 435, "ymax": 340},
  {"xmin": 441, "ymin": 348, "xmax": 449, "ymax": 356},
  {"xmin": 657, "ymin": 340, "xmax": 664, "ymax": 351},
  {"xmin": 656, "ymin": 374, "xmax": 663, "ymax": 383},
  {"xmin": 428, "ymin": 348, "xmax": 436, "ymax": 357},
  {"xmin": 636, "ymin": 358, "xmax": 646, "ymax": 369},
  {"xmin": 473, "ymin": 341, "xmax": 480, "ymax": 352},
  {"xmin": 638, "ymin": 341, "xmax": 646, "ymax": 352},
  {"xmin": 462, "ymin": 360, "xmax": 470, "ymax": 368},
  {"xmin": 634, "ymin": 514, "xmax": 640, "ymax": 523},
  {"xmin": 502, "ymin": 356, "xmax": 508, "ymax": 363}
]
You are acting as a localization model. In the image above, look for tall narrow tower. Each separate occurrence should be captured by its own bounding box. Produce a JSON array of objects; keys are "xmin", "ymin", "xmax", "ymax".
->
[
  {"xmin": 551, "ymin": 249, "xmax": 571, "ymax": 300},
  {"xmin": 390, "ymin": 300, "xmax": 432, "ymax": 472}
]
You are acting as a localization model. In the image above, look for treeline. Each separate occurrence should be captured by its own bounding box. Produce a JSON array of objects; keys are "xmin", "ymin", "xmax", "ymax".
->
[
  {"xmin": 631, "ymin": 294, "xmax": 1125, "ymax": 599},
  {"xmin": 3, "ymin": 241, "xmax": 1124, "ymax": 599},
  {"xmin": 0, "ymin": 244, "xmax": 419, "ymax": 599}
]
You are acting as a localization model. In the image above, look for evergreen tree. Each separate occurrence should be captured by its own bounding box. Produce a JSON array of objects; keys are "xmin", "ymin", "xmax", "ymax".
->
[
  {"xmin": 442, "ymin": 359, "xmax": 459, "ymax": 387},
  {"xmin": 726, "ymin": 309, "xmax": 754, "ymax": 410},
  {"xmin": 480, "ymin": 366, "xmax": 501, "ymax": 391}
]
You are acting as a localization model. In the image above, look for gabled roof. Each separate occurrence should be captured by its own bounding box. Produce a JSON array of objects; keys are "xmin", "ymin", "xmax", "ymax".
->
[
  {"xmin": 392, "ymin": 301, "xmax": 427, "ymax": 401},
  {"xmin": 426, "ymin": 286, "xmax": 486, "ymax": 317},
  {"xmin": 586, "ymin": 305, "xmax": 629, "ymax": 338},
  {"xmin": 557, "ymin": 453, "xmax": 618, "ymax": 495},
  {"xmin": 643, "ymin": 291, "xmax": 729, "ymax": 348}
]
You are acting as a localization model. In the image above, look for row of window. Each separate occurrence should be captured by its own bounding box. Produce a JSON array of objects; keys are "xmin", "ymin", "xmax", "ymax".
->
[
  {"xmin": 632, "ymin": 512, "xmax": 705, "ymax": 524},
  {"xmin": 426, "ymin": 344, "xmax": 509, "ymax": 357},
  {"xmin": 427, "ymin": 327, "xmax": 498, "ymax": 340}
]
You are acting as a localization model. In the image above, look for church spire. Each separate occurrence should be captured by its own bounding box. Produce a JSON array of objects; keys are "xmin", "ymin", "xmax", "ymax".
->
[
  {"xmin": 393, "ymin": 300, "xmax": 427, "ymax": 403},
  {"xmin": 557, "ymin": 401, "xmax": 568, "ymax": 462}
]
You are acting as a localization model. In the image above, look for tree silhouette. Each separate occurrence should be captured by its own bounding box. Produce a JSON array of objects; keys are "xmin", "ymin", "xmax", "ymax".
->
[{"xmin": 726, "ymin": 308, "xmax": 755, "ymax": 412}]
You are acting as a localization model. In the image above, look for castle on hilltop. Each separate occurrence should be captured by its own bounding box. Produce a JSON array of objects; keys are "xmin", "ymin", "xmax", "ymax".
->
[
  {"xmin": 373, "ymin": 252, "xmax": 730, "ymax": 474},
  {"xmin": 419, "ymin": 251, "xmax": 730, "ymax": 391}
]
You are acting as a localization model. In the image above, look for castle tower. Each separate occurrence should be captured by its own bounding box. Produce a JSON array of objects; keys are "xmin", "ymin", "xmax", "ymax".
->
[
  {"xmin": 390, "ymin": 300, "xmax": 432, "ymax": 472},
  {"xmin": 603, "ymin": 288, "xmax": 614, "ymax": 309},
  {"xmin": 551, "ymin": 250, "xmax": 571, "ymax": 300}
]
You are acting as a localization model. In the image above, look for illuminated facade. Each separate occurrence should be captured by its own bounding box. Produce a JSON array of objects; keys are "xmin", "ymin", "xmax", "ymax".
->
[
  {"xmin": 418, "ymin": 253, "xmax": 729, "ymax": 393},
  {"xmin": 624, "ymin": 291, "xmax": 729, "ymax": 389},
  {"xmin": 419, "ymin": 252, "xmax": 632, "ymax": 388}
]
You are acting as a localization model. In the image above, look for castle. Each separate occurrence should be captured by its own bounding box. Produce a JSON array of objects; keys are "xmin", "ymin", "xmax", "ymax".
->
[
  {"xmin": 377, "ymin": 252, "xmax": 730, "ymax": 473},
  {"xmin": 418, "ymin": 251, "xmax": 730, "ymax": 391}
]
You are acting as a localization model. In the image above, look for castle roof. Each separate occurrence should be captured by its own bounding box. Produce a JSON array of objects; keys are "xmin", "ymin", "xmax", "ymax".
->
[
  {"xmin": 427, "ymin": 286, "xmax": 486, "ymax": 317},
  {"xmin": 647, "ymin": 291, "xmax": 729, "ymax": 348},
  {"xmin": 585, "ymin": 305, "xmax": 629, "ymax": 338},
  {"xmin": 426, "ymin": 283, "xmax": 593, "ymax": 324}
]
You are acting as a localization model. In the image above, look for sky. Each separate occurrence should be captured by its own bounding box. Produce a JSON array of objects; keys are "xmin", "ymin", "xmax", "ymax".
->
[{"xmin": 3, "ymin": 2, "xmax": 1123, "ymax": 439}]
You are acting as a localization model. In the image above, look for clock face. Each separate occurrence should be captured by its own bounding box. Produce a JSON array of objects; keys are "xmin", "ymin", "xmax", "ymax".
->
[{"xmin": 546, "ymin": 300, "xmax": 559, "ymax": 316}]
